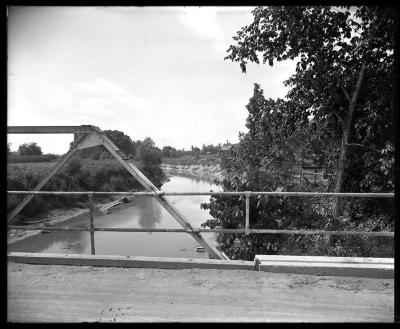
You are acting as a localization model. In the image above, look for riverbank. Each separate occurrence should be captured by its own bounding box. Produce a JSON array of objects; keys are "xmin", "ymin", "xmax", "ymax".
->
[
  {"xmin": 7, "ymin": 196, "xmax": 134, "ymax": 245},
  {"xmin": 7, "ymin": 167, "xmax": 190, "ymax": 246},
  {"xmin": 161, "ymin": 163, "xmax": 223, "ymax": 181}
]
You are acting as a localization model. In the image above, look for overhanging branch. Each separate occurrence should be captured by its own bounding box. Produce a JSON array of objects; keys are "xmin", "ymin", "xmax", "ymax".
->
[
  {"xmin": 331, "ymin": 109, "xmax": 344, "ymax": 126},
  {"xmin": 340, "ymin": 85, "xmax": 351, "ymax": 102},
  {"xmin": 347, "ymin": 143, "xmax": 381, "ymax": 153}
]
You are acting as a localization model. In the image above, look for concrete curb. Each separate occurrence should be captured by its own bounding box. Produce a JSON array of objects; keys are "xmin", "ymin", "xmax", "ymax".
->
[
  {"xmin": 8, "ymin": 252, "xmax": 394, "ymax": 278},
  {"xmin": 254, "ymin": 255, "xmax": 394, "ymax": 279},
  {"xmin": 8, "ymin": 252, "xmax": 255, "ymax": 271}
]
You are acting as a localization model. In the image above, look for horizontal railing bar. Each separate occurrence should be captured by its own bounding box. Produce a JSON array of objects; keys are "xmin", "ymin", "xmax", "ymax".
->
[
  {"xmin": 95, "ymin": 228, "xmax": 190, "ymax": 232},
  {"xmin": 7, "ymin": 125, "xmax": 98, "ymax": 134},
  {"xmin": 6, "ymin": 191, "xmax": 394, "ymax": 198},
  {"xmin": 7, "ymin": 226, "xmax": 394, "ymax": 236},
  {"xmin": 8, "ymin": 226, "xmax": 89, "ymax": 232},
  {"xmin": 6, "ymin": 191, "xmax": 154, "ymax": 196}
]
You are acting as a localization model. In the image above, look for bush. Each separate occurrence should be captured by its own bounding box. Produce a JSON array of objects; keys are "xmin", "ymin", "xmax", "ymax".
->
[{"xmin": 18, "ymin": 142, "xmax": 42, "ymax": 156}]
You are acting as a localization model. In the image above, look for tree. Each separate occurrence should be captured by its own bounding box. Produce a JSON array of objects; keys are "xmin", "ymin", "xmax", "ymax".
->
[
  {"xmin": 162, "ymin": 146, "xmax": 178, "ymax": 158},
  {"xmin": 103, "ymin": 130, "xmax": 136, "ymax": 156},
  {"xmin": 71, "ymin": 130, "xmax": 136, "ymax": 159},
  {"xmin": 136, "ymin": 138, "xmax": 161, "ymax": 165},
  {"xmin": 201, "ymin": 84, "xmax": 326, "ymax": 260},
  {"xmin": 192, "ymin": 146, "xmax": 200, "ymax": 160},
  {"xmin": 18, "ymin": 142, "xmax": 42, "ymax": 156},
  {"xmin": 136, "ymin": 137, "xmax": 165, "ymax": 185},
  {"xmin": 225, "ymin": 6, "xmax": 395, "ymax": 219}
]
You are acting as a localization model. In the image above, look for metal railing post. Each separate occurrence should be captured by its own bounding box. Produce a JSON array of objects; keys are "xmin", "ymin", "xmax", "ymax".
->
[
  {"xmin": 88, "ymin": 193, "xmax": 95, "ymax": 255},
  {"xmin": 245, "ymin": 193, "xmax": 250, "ymax": 235}
]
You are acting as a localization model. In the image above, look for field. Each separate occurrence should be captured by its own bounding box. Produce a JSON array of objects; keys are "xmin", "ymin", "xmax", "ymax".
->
[{"xmin": 7, "ymin": 158, "xmax": 141, "ymax": 176}]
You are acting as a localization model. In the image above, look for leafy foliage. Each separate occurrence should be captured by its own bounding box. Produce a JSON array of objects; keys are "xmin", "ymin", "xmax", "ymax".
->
[
  {"xmin": 162, "ymin": 146, "xmax": 178, "ymax": 158},
  {"xmin": 201, "ymin": 81, "xmax": 393, "ymax": 260},
  {"xmin": 73, "ymin": 129, "xmax": 136, "ymax": 160},
  {"xmin": 225, "ymin": 6, "xmax": 395, "ymax": 202},
  {"xmin": 18, "ymin": 142, "xmax": 43, "ymax": 156},
  {"xmin": 215, "ymin": 6, "xmax": 394, "ymax": 259},
  {"xmin": 136, "ymin": 137, "xmax": 165, "ymax": 185},
  {"xmin": 201, "ymin": 85, "xmax": 325, "ymax": 260}
]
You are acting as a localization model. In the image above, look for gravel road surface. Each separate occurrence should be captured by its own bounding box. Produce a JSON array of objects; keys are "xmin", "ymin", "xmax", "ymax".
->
[{"xmin": 7, "ymin": 262, "xmax": 393, "ymax": 322}]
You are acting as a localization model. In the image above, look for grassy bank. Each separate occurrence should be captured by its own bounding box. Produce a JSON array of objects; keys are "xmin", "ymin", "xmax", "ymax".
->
[{"xmin": 7, "ymin": 157, "xmax": 166, "ymax": 222}]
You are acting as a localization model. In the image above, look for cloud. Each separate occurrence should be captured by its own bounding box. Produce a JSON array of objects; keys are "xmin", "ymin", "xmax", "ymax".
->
[
  {"xmin": 34, "ymin": 77, "xmax": 145, "ymax": 120},
  {"xmin": 70, "ymin": 77, "xmax": 145, "ymax": 109},
  {"xmin": 179, "ymin": 7, "xmax": 226, "ymax": 52}
]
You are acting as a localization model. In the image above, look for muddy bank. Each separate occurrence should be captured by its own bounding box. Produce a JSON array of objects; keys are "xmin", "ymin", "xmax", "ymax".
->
[
  {"xmin": 161, "ymin": 163, "xmax": 223, "ymax": 181},
  {"xmin": 7, "ymin": 196, "xmax": 134, "ymax": 245}
]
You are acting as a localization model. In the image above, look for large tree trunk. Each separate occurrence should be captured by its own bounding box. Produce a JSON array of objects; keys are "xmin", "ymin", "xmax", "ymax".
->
[{"xmin": 332, "ymin": 61, "xmax": 367, "ymax": 220}]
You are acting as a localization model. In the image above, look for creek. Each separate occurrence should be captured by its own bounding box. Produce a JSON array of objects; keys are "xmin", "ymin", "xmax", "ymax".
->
[{"xmin": 8, "ymin": 173, "xmax": 221, "ymax": 259}]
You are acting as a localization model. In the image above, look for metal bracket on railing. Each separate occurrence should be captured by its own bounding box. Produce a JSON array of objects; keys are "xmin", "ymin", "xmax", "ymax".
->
[
  {"xmin": 245, "ymin": 192, "xmax": 251, "ymax": 235},
  {"xmin": 88, "ymin": 193, "xmax": 95, "ymax": 255},
  {"xmin": 154, "ymin": 191, "xmax": 165, "ymax": 197}
]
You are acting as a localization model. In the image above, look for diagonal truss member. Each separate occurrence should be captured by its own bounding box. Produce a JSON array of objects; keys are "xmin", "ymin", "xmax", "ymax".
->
[{"xmin": 7, "ymin": 125, "xmax": 228, "ymax": 260}]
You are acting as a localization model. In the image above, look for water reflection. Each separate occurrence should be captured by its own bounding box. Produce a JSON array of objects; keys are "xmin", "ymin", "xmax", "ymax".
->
[{"xmin": 136, "ymin": 195, "xmax": 162, "ymax": 229}]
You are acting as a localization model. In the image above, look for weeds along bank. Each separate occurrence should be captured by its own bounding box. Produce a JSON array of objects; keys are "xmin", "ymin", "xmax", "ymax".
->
[
  {"xmin": 161, "ymin": 163, "xmax": 223, "ymax": 181},
  {"xmin": 7, "ymin": 158, "xmax": 166, "ymax": 222}
]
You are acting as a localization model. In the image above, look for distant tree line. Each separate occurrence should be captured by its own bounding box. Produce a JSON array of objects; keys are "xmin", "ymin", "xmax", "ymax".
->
[{"xmin": 161, "ymin": 142, "xmax": 231, "ymax": 159}]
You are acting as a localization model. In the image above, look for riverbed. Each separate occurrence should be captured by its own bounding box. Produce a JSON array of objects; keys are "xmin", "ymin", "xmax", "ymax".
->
[{"xmin": 7, "ymin": 173, "xmax": 222, "ymax": 259}]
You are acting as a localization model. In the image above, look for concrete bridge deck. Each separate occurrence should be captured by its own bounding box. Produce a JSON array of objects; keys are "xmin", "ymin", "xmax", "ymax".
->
[{"xmin": 8, "ymin": 261, "xmax": 393, "ymax": 322}]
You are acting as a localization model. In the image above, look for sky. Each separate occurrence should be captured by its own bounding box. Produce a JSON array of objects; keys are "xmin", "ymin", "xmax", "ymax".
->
[{"xmin": 7, "ymin": 6, "xmax": 297, "ymax": 154}]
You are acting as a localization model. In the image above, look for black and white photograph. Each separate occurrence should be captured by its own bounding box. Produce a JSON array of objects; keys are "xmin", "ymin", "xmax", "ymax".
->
[{"xmin": 6, "ymin": 5, "xmax": 397, "ymax": 323}]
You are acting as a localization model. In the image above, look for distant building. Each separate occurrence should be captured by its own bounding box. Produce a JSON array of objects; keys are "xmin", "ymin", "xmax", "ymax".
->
[{"xmin": 220, "ymin": 142, "xmax": 233, "ymax": 152}]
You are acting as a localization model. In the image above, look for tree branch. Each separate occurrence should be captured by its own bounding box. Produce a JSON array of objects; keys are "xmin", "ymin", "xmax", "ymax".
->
[
  {"xmin": 331, "ymin": 109, "xmax": 344, "ymax": 126},
  {"xmin": 263, "ymin": 157, "xmax": 275, "ymax": 170},
  {"xmin": 340, "ymin": 85, "xmax": 351, "ymax": 102},
  {"xmin": 346, "ymin": 143, "xmax": 381, "ymax": 153}
]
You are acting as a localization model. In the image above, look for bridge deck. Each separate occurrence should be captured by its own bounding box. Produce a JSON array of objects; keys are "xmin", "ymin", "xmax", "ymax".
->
[{"xmin": 7, "ymin": 262, "xmax": 393, "ymax": 322}]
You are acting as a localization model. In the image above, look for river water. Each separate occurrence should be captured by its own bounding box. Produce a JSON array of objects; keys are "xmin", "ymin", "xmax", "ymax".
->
[{"xmin": 8, "ymin": 173, "xmax": 221, "ymax": 259}]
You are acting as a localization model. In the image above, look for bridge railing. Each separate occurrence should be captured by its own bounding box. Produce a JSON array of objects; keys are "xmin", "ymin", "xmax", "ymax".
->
[{"xmin": 7, "ymin": 190, "xmax": 394, "ymax": 256}]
